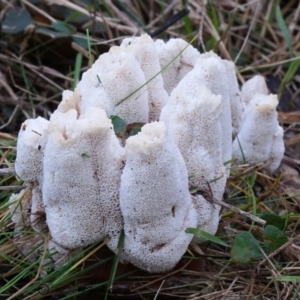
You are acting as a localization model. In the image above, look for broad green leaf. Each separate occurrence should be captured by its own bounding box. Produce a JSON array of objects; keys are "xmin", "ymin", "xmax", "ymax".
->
[
  {"xmin": 72, "ymin": 36, "xmax": 89, "ymax": 50},
  {"xmin": 263, "ymin": 225, "xmax": 288, "ymax": 254},
  {"xmin": 52, "ymin": 21, "xmax": 76, "ymax": 34},
  {"xmin": 129, "ymin": 126, "xmax": 142, "ymax": 136},
  {"xmin": 2, "ymin": 8, "xmax": 33, "ymax": 34},
  {"xmin": 185, "ymin": 228, "xmax": 229, "ymax": 247},
  {"xmin": 261, "ymin": 213, "xmax": 286, "ymax": 231},
  {"xmin": 231, "ymin": 231, "xmax": 263, "ymax": 263},
  {"xmin": 111, "ymin": 116, "xmax": 127, "ymax": 135}
]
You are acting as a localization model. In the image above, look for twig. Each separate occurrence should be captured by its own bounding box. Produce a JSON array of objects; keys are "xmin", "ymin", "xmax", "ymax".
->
[
  {"xmin": 234, "ymin": 1, "xmax": 259, "ymax": 64},
  {"xmin": 229, "ymin": 163, "xmax": 264, "ymax": 179},
  {"xmin": 0, "ymin": 70, "xmax": 18, "ymax": 101},
  {"xmin": 257, "ymin": 233, "xmax": 300, "ymax": 271},
  {"xmin": 192, "ymin": 196, "xmax": 266, "ymax": 226},
  {"xmin": 198, "ymin": 0, "xmax": 206, "ymax": 52},
  {"xmin": 150, "ymin": 8, "xmax": 190, "ymax": 37},
  {"xmin": 21, "ymin": 0, "xmax": 57, "ymax": 23},
  {"xmin": 217, "ymin": 199, "xmax": 266, "ymax": 226},
  {"xmin": 7, "ymin": 236, "xmax": 50, "ymax": 300},
  {"xmin": 0, "ymin": 54, "xmax": 71, "ymax": 81},
  {"xmin": 0, "ymin": 105, "xmax": 20, "ymax": 130},
  {"xmin": 0, "ymin": 132, "xmax": 16, "ymax": 140},
  {"xmin": 221, "ymin": 276, "xmax": 239, "ymax": 300},
  {"xmin": 0, "ymin": 168, "xmax": 16, "ymax": 176},
  {"xmin": 0, "ymin": 186, "xmax": 25, "ymax": 191},
  {"xmin": 47, "ymin": 0, "xmax": 137, "ymax": 34},
  {"xmin": 153, "ymin": 280, "xmax": 165, "ymax": 300}
]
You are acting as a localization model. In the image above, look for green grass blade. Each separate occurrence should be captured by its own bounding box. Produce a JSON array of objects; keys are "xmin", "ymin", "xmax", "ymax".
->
[
  {"xmin": 116, "ymin": 35, "xmax": 197, "ymax": 107},
  {"xmin": 275, "ymin": 276, "xmax": 300, "ymax": 282},
  {"xmin": 186, "ymin": 228, "xmax": 229, "ymax": 247},
  {"xmin": 71, "ymin": 52, "xmax": 82, "ymax": 91},
  {"xmin": 86, "ymin": 29, "xmax": 93, "ymax": 67},
  {"xmin": 105, "ymin": 230, "xmax": 125, "ymax": 299},
  {"xmin": 275, "ymin": 5, "xmax": 292, "ymax": 53},
  {"xmin": 0, "ymin": 259, "xmax": 41, "ymax": 294},
  {"xmin": 278, "ymin": 53, "xmax": 300, "ymax": 96}
]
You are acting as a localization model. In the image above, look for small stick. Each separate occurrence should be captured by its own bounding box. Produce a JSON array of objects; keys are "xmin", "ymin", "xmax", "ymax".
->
[
  {"xmin": 215, "ymin": 198, "xmax": 266, "ymax": 226},
  {"xmin": 0, "ymin": 186, "xmax": 25, "ymax": 191},
  {"xmin": 153, "ymin": 280, "xmax": 165, "ymax": 300},
  {"xmin": 0, "ymin": 168, "xmax": 16, "ymax": 176},
  {"xmin": 257, "ymin": 233, "xmax": 300, "ymax": 270},
  {"xmin": 192, "ymin": 196, "xmax": 266, "ymax": 226}
]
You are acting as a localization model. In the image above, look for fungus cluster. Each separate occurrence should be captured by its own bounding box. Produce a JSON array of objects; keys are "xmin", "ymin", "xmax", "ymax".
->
[{"xmin": 10, "ymin": 34, "xmax": 284, "ymax": 274}]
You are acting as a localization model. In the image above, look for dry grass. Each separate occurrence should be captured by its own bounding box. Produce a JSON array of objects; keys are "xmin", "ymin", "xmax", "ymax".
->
[{"xmin": 0, "ymin": 0, "xmax": 300, "ymax": 299}]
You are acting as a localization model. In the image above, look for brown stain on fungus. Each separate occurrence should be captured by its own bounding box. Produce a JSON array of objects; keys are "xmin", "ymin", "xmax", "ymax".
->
[
  {"xmin": 172, "ymin": 206, "xmax": 176, "ymax": 217},
  {"xmin": 151, "ymin": 243, "xmax": 166, "ymax": 252}
]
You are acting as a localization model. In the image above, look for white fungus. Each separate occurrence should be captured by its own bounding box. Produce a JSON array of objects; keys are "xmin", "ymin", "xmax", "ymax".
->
[
  {"xmin": 232, "ymin": 94, "xmax": 281, "ymax": 168},
  {"xmin": 120, "ymin": 34, "xmax": 169, "ymax": 121},
  {"xmin": 160, "ymin": 85, "xmax": 226, "ymax": 234},
  {"xmin": 241, "ymin": 75, "xmax": 269, "ymax": 105},
  {"xmin": 268, "ymin": 125, "xmax": 285, "ymax": 172},
  {"xmin": 120, "ymin": 122, "xmax": 197, "ymax": 273},
  {"xmin": 15, "ymin": 117, "xmax": 49, "ymax": 231},
  {"xmin": 154, "ymin": 38, "xmax": 200, "ymax": 94},
  {"xmin": 43, "ymin": 107, "xmax": 124, "ymax": 251},
  {"xmin": 222, "ymin": 60, "xmax": 244, "ymax": 134},
  {"xmin": 15, "ymin": 117, "xmax": 49, "ymax": 182},
  {"xmin": 12, "ymin": 33, "xmax": 285, "ymax": 274},
  {"xmin": 95, "ymin": 47, "xmax": 149, "ymax": 124}
]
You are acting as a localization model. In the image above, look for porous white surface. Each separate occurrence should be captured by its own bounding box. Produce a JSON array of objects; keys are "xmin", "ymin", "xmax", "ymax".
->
[
  {"xmin": 241, "ymin": 75, "xmax": 269, "ymax": 105},
  {"xmin": 120, "ymin": 34, "xmax": 169, "ymax": 121},
  {"xmin": 77, "ymin": 63, "xmax": 114, "ymax": 117},
  {"xmin": 15, "ymin": 117, "xmax": 49, "ymax": 232},
  {"xmin": 95, "ymin": 47, "xmax": 149, "ymax": 124},
  {"xmin": 163, "ymin": 55, "xmax": 232, "ymax": 173},
  {"xmin": 43, "ymin": 107, "xmax": 124, "ymax": 251},
  {"xmin": 160, "ymin": 85, "xmax": 226, "ymax": 234},
  {"xmin": 192, "ymin": 195, "xmax": 220, "ymax": 235},
  {"xmin": 154, "ymin": 38, "xmax": 200, "ymax": 94},
  {"xmin": 57, "ymin": 89, "xmax": 80, "ymax": 113},
  {"xmin": 15, "ymin": 117, "xmax": 49, "ymax": 182},
  {"xmin": 268, "ymin": 125, "xmax": 285, "ymax": 172},
  {"xmin": 222, "ymin": 60, "xmax": 244, "ymax": 134},
  {"xmin": 232, "ymin": 94, "xmax": 279, "ymax": 166},
  {"xmin": 13, "ymin": 34, "xmax": 285, "ymax": 274},
  {"xmin": 120, "ymin": 122, "xmax": 197, "ymax": 273}
]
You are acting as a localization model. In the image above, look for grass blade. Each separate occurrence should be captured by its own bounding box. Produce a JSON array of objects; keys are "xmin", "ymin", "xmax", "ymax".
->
[
  {"xmin": 275, "ymin": 5, "xmax": 292, "ymax": 53},
  {"xmin": 186, "ymin": 228, "xmax": 229, "ymax": 247},
  {"xmin": 72, "ymin": 53, "xmax": 82, "ymax": 91},
  {"xmin": 105, "ymin": 230, "xmax": 125, "ymax": 300}
]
